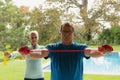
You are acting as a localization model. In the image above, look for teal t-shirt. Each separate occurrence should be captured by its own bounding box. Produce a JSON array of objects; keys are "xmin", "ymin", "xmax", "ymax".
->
[{"xmin": 46, "ymin": 42, "xmax": 90, "ymax": 80}]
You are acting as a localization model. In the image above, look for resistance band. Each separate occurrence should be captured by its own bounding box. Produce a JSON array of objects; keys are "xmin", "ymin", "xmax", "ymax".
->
[
  {"xmin": 18, "ymin": 44, "xmax": 114, "ymax": 54},
  {"xmin": 3, "ymin": 44, "xmax": 114, "ymax": 65}
]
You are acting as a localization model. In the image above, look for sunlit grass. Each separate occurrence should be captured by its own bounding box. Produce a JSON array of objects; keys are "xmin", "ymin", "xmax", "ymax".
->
[
  {"xmin": 0, "ymin": 60, "xmax": 25, "ymax": 80},
  {"xmin": 44, "ymin": 72, "xmax": 120, "ymax": 80},
  {"xmin": 0, "ymin": 60, "xmax": 120, "ymax": 80}
]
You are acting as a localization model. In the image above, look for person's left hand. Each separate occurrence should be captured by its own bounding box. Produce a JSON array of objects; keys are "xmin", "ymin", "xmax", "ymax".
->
[{"xmin": 98, "ymin": 44, "xmax": 113, "ymax": 55}]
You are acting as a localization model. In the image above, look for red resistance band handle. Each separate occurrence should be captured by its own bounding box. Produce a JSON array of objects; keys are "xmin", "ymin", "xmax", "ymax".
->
[
  {"xmin": 98, "ymin": 44, "xmax": 113, "ymax": 52},
  {"xmin": 18, "ymin": 44, "xmax": 114, "ymax": 55}
]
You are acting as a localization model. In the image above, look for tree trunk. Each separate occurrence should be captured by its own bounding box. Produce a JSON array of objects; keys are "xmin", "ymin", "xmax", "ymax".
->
[{"xmin": 80, "ymin": 0, "xmax": 92, "ymax": 41}]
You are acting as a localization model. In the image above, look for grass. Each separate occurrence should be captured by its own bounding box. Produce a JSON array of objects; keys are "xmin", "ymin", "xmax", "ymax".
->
[
  {"xmin": 0, "ymin": 60, "xmax": 120, "ymax": 80},
  {"xmin": 0, "ymin": 60, "xmax": 25, "ymax": 80},
  {"xmin": 45, "ymin": 72, "xmax": 120, "ymax": 80},
  {"xmin": 84, "ymin": 74, "xmax": 120, "ymax": 80},
  {"xmin": 112, "ymin": 45, "xmax": 120, "ymax": 51}
]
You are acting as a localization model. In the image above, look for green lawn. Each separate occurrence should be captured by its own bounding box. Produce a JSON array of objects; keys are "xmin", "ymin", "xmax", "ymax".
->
[
  {"xmin": 0, "ymin": 60, "xmax": 120, "ymax": 80},
  {"xmin": 45, "ymin": 72, "xmax": 120, "ymax": 80}
]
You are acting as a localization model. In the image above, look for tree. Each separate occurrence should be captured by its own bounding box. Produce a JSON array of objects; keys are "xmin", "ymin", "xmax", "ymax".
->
[
  {"xmin": 98, "ymin": 25, "xmax": 120, "ymax": 45},
  {"xmin": 110, "ymin": 25, "xmax": 120, "ymax": 44},
  {"xmin": 98, "ymin": 28, "xmax": 112, "ymax": 44},
  {"xmin": 0, "ymin": 0, "xmax": 28, "ymax": 51},
  {"xmin": 46, "ymin": 0, "xmax": 120, "ymax": 42},
  {"xmin": 28, "ymin": 7, "xmax": 62, "ymax": 44}
]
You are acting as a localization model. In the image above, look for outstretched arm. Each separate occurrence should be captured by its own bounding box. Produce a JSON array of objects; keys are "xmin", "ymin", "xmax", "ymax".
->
[
  {"xmin": 27, "ymin": 49, "xmax": 49, "ymax": 58},
  {"xmin": 19, "ymin": 46, "xmax": 49, "ymax": 58},
  {"xmin": 4, "ymin": 52, "xmax": 22, "ymax": 58},
  {"xmin": 84, "ymin": 44, "xmax": 113, "ymax": 58}
]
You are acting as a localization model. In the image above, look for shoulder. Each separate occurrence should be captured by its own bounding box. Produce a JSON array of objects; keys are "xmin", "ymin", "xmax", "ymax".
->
[
  {"xmin": 48, "ymin": 42, "xmax": 61, "ymax": 46},
  {"xmin": 73, "ymin": 42, "xmax": 87, "ymax": 46},
  {"xmin": 72, "ymin": 42, "xmax": 88, "ymax": 49},
  {"xmin": 37, "ymin": 45, "xmax": 46, "ymax": 49}
]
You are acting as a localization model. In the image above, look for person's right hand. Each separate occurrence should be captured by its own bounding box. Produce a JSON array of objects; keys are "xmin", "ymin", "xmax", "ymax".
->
[
  {"xmin": 18, "ymin": 46, "xmax": 31, "ymax": 55},
  {"xmin": 4, "ymin": 52, "xmax": 11, "ymax": 57}
]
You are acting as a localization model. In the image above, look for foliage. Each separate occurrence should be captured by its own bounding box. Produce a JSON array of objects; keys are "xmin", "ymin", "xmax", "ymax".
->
[
  {"xmin": 0, "ymin": 0, "xmax": 120, "ymax": 52},
  {"xmin": 0, "ymin": 0, "xmax": 29, "ymax": 51},
  {"xmin": 28, "ymin": 7, "xmax": 62, "ymax": 45},
  {"xmin": 98, "ymin": 25, "xmax": 120, "ymax": 45},
  {"xmin": 110, "ymin": 25, "xmax": 120, "ymax": 44},
  {"xmin": 46, "ymin": 0, "xmax": 120, "ymax": 41}
]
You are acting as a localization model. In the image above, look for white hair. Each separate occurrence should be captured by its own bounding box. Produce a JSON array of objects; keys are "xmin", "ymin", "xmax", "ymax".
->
[{"xmin": 29, "ymin": 30, "xmax": 39, "ymax": 39}]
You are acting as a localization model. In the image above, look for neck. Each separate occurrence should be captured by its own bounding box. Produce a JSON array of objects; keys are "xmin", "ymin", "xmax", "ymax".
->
[
  {"xmin": 62, "ymin": 41, "xmax": 72, "ymax": 45},
  {"xmin": 32, "ymin": 44, "xmax": 37, "ymax": 49}
]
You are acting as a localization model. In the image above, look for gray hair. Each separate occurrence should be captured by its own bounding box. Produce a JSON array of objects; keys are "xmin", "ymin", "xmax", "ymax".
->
[{"xmin": 29, "ymin": 30, "xmax": 39, "ymax": 39}]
